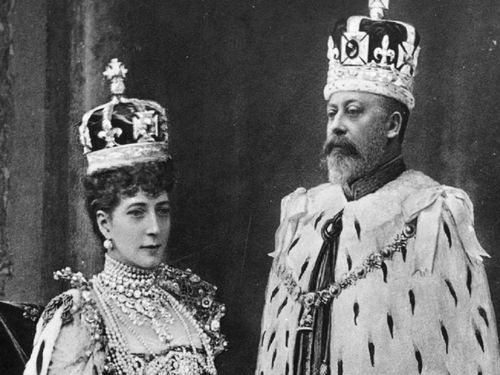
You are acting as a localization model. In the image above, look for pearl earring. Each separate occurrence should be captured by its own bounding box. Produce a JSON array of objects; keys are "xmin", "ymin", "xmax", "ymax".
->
[{"xmin": 103, "ymin": 238, "xmax": 114, "ymax": 251}]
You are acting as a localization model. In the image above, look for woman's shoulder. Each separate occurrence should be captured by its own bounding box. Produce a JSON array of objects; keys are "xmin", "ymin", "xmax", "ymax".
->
[
  {"xmin": 25, "ymin": 278, "xmax": 106, "ymax": 375},
  {"xmin": 156, "ymin": 265, "xmax": 228, "ymax": 354},
  {"xmin": 39, "ymin": 289, "xmax": 102, "ymax": 332},
  {"xmin": 39, "ymin": 269, "xmax": 101, "ymax": 330}
]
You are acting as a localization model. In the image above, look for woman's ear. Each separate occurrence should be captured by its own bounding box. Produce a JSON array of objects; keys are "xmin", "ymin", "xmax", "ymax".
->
[
  {"xmin": 386, "ymin": 111, "xmax": 403, "ymax": 139},
  {"xmin": 96, "ymin": 210, "xmax": 111, "ymax": 238}
]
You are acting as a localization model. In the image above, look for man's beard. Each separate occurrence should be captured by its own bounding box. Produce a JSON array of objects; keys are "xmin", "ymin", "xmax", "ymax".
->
[{"xmin": 321, "ymin": 129, "xmax": 387, "ymax": 186}]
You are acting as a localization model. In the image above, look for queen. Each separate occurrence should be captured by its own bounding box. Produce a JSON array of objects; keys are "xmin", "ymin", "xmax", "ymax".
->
[{"xmin": 23, "ymin": 59, "xmax": 226, "ymax": 375}]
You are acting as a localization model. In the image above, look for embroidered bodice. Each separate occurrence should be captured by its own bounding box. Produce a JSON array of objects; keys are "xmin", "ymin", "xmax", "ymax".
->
[{"xmin": 27, "ymin": 256, "xmax": 227, "ymax": 375}]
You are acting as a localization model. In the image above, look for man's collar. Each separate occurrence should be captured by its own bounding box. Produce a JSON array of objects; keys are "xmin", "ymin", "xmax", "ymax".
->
[{"xmin": 343, "ymin": 155, "xmax": 406, "ymax": 201}]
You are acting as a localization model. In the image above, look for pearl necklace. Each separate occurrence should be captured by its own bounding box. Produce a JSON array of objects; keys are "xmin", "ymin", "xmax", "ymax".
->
[
  {"xmin": 93, "ymin": 255, "xmax": 217, "ymax": 375},
  {"xmin": 96, "ymin": 256, "xmax": 174, "ymax": 343}
]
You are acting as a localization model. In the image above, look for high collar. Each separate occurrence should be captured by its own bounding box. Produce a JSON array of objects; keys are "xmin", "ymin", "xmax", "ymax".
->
[
  {"xmin": 101, "ymin": 253, "xmax": 157, "ymax": 283},
  {"xmin": 343, "ymin": 155, "xmax": 406, "ymax": 201}
]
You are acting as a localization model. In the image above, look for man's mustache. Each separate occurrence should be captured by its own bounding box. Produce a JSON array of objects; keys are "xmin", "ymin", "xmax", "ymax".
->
[{"xmin": 322, "ymin": 137, "xmax": 359, "ymax": 158}]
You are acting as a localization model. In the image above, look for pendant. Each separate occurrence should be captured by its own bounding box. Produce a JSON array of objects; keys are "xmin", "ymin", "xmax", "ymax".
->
[
  {"xmin": 297, "ymin": 306, "xmax": 314, "ymax": 331},
  {"xmin": 319, "ymin": 361, "xmax": 330, "ymax": 375}
]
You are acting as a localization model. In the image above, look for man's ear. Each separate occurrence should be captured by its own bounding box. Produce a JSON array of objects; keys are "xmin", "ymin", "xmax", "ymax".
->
[
  {"xmin": 96, "ymin": 210, "xmax": 111, "ymax": 238},
  {"xmin": 386, "ymin": 111, "xmax": 403, "ymax": 139}
]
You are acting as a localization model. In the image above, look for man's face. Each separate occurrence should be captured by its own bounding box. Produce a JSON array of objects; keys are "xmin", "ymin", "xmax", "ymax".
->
[{"xmin": 322, "ymin": 91, "xmax": 392, "ymax": 185}]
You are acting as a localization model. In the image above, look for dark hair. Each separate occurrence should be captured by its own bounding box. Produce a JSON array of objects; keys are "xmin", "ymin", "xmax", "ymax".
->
[
  {"xmin": 381, "ymin": 96, "xmax": 410, "ymax": 143},
  {"xmin": 82, "ymin": 159, "xmax": 175, "ymax": 241}
]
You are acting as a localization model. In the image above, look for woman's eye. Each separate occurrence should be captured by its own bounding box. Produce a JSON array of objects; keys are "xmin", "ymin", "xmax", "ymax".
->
[{"xmin": 128, "ymin": 210, "xmax": 145, "ymax": 218}]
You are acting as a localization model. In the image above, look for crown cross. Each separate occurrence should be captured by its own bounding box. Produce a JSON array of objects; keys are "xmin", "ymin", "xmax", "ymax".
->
[
  {"xmin": 375, "ymin": 35, "xmax": 395, "ymax": 66},
  {"xmin": 133, "ymin": 111, "xmax": 158, "ymax": 142},
  {"xmin": 369, "ymin": 0, "xmax": 389, "ymax": 19},
  {"xmin": 403, "ymin": 53, "xmax": 416, "ymax": 72},
  {"xmin": 98, "ymin": 120, "xmax": 123, "ymax": 148},
  {"xmin": 103, "ymin": 58, "xmax": 128, "ymax": 96},
  {"xmin": 103, "ymin": 58, "xmax": 128, "ymax": 80}
]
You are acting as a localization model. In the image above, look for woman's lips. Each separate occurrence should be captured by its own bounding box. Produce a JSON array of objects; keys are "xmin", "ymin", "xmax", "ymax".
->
[{"xmin": 140, "ymin": 244, "xmax": 161, "ymax": 250}]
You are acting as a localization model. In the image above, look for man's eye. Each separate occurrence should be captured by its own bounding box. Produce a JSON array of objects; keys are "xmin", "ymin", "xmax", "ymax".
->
[
  {"xmin": 327, "ymin": 110, "xmax": 337, "ymax": 118},
  {"xmin": 157, "ymin": 208, "xmax": 171, "ymax": 216},
  {"xmin": 346, "ymin": 107, "xmax": 361, "ymax": 116}
]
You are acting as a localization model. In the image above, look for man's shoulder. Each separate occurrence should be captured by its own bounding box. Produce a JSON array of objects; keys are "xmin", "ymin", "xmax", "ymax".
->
[
  {"xmin": 281, "ymin": 183, "xmax": 341, "ymax": 204},
  {"xmin": 385, "ymin": 169, "xmax": 439, "ymax": 195},
  {"xmin": 390, "ymin": 169, "xmax": 469, "ymax": 194},
  {"xmin": 279, "ymin": 183, "xmax": 345, "ymax": 220},
  {"xmin": 397, "ymin": 170, "xmax": 474, "ymax": 220},
  {"xmin": 373, "ymin": 169, "xmax": 473, "ymax": 214}
]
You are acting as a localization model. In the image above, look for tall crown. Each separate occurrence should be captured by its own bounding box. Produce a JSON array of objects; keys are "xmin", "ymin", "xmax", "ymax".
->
[
  {"xmin": 324, "ymin": 0, "xmax": 421, "ymax": 110},
  {"xmin": 79, "ymin": 59, "xmax": 170, "ymax": 174}
]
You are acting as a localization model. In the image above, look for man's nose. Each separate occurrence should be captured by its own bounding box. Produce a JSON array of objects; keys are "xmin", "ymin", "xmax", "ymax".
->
[{"xmin": 328, "ymin": 114, "xmax": 347, "ymax": 137}]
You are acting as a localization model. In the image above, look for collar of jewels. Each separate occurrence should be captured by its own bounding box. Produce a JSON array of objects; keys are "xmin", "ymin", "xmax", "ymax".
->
[
  {"xmin": 78, "ymin": 58, "xmax": 171, "ymax": 175},
  {"xmin": 99, "ymin": 254, "xmax": 157, "ymax": 293},
  {"xmin": 324, "ymin": 0, "xmax": 420, "ymax": 110}
]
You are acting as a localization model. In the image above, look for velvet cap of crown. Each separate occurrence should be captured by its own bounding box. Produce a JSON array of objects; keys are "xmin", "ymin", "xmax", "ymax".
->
[
  {"xmin": 324, "ymin": 0, "xmax": 421, "ymax": 110},
  {"xmin": 78, "ymin": 59, "xmax": 170, "ymax": 175}
]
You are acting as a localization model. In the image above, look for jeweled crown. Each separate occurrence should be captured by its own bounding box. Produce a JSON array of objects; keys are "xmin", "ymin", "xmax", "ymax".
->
[
  {"xmin": 324, "ymin": 0, "xmax": 421, "ymax": 110},
  {"xmin": 79, "ymin": 59, "xmax": 170, "ymax": 174}
]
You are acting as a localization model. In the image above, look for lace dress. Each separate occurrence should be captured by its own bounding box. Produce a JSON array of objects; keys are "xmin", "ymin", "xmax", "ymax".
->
[{"xmin": 24, "ymin": 255, "xmax": 227, "ymax": 375}]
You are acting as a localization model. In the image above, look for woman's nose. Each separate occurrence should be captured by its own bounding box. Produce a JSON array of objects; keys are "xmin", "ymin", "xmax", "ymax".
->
[{"xmin": 146, "ymin": 213, "xmax": 160, "ymax": 235}]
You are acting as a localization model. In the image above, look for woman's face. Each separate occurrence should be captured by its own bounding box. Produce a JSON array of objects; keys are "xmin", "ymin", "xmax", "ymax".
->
[{"xmin": 97, "ymin": 190, "xmax": 171, "ymax": 269}]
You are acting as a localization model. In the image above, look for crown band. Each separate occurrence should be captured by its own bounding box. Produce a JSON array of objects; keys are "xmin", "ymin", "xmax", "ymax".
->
[
  {"xmin": 324, "ymin": 64, "xmax": 415, "ymax": 109},
  {"xmin": 86, "ymin": 143, "xmax": 170, "ymax": 174}
]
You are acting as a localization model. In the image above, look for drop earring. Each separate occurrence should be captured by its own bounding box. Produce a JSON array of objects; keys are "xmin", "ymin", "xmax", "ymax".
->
[{"xmin": 103, "ymin": 238, "xmax": 114, "ymax": 251}]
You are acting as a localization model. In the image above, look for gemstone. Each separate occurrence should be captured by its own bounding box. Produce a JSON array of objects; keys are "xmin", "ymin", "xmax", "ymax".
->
[
  {"xmin": 380, "ymin": 248, "xmax": 392, "ymax": 258},
  {"xmin": 403, "ymin": 223, "xmax": 416, "ymax": 237},
  {"xmin": 202, "ymin": 297, "xmax": 212, "ymax": 308},
  {"xmin": 190, "ymin": 274, "xmax": 201, "ymax": 283},
  {"xmin": 355, "ymin": 266, "xmax": 367, "ymax": 278},
  {"xmin": 328, "ymin": 284, "xmax": 340, "ymax": 297},
  {"xmin": 346, "ymin": 40, "xmax": 359, "ymax": 58}
]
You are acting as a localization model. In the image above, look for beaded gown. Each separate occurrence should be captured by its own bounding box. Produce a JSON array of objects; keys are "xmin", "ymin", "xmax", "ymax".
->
[
  {"xmin": 24, "ymin": 255, "xmax": 226, "ymax": 375},
  {"xmin": 256, "ymin": 168, "xmax": 500, "ymax": 375}
]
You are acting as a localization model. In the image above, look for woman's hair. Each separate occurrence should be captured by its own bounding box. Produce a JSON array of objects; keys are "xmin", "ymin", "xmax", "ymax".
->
[{"xmin": 82, "ymin": 159, "xmax": 175, "ymax": 241}]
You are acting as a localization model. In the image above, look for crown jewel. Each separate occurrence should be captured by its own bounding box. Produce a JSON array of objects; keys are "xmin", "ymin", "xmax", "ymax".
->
[
  {"xmin": 79, "ymin": 59, "xmax": 170, "ymax": 174},
  {"xmin": 324, "ymin": 0, "xmax": 420, "ymax": 110},
  {"xmin": 369, "ymin": 0, "xmax": 389, "ymax": 20}
]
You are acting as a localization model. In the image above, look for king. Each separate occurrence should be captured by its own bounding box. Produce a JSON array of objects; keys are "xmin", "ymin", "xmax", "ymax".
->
[{"xmin": 256, "ymin": 2, "xmax": 500, "ymax": 374}]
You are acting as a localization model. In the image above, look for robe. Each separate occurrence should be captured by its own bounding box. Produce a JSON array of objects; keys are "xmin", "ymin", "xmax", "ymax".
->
[{"xmin": 256, "ymin": 170, "xmax": 500, "ymax": 375}]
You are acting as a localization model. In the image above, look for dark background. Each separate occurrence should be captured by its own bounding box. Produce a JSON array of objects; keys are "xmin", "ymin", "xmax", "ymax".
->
[{"xmin": 2, "ymin": 0, "xmax": 500, "ymax": 374}]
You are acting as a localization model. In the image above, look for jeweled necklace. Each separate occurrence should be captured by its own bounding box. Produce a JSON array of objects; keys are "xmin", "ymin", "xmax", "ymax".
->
[
  {"xmin": 275, "ymin": 222, "xmax": 416, "ymax": 330},
  {"xmin": 93, "ymin": 255, "xmax": 217, "ymax": 375},
  {"xmin": 95, "ymin": 255, "xmax": 175, "ymax": 343}
]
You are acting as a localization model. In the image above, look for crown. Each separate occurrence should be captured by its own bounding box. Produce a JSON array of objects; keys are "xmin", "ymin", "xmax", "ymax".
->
[
  {"xmin": 324, "ymin": 0, "xmax": 421, "ymax": 110},
  {"xmin": 78, "ymin": 59, "xmax": 170, "ymax": 174}
]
